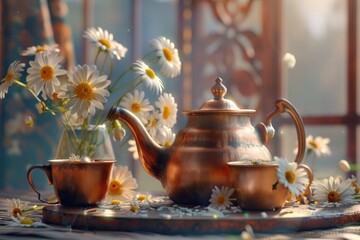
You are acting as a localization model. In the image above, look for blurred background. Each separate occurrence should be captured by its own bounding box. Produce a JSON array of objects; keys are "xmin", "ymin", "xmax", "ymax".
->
[{"xmin": 0, "ymin": 0, "xmax": 358, "ymax": 192}]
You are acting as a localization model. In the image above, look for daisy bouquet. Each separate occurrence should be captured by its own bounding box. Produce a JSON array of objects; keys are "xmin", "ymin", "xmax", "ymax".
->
[{"xmin": 0, "ymin": 27, "xmax": 181, "ymax": 159}]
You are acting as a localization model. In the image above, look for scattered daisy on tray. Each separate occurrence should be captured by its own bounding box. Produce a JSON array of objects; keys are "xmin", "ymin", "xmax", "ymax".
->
[
  {"xmin": 208, "ymin": 186, "xmax": 235, "ymax": 210},
  {"xmin": 6, "ymin": 198, "xmax": 29, "ymax": 218},
  {"xmin": 312, "ymin": 176, "xmax": 355, "ymax": 205},
  {"xmin": 106, "ymin": 165, "xmax": 138, "ymax": 202}
]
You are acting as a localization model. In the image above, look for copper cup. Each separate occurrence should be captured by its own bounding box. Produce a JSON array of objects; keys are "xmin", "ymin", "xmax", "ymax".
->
[
  {"xmin": 227, "ymin": 161, "xmax": 313, "ymax": 211},
  {"xmin": 27, "ymin": 159, "xmax": 115, "ymax": 207}
]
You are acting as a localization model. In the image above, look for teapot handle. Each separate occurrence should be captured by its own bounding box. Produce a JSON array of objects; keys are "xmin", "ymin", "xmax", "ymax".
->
[{"xmin": 256, "ymin": 98, "xmax": 305, "ymax": 164}]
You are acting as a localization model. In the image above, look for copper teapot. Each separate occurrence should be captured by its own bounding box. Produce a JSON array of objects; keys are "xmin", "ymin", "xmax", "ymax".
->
[{"xmin": 107, "ymin": 78, "xmax": 305, "ymax": 205}]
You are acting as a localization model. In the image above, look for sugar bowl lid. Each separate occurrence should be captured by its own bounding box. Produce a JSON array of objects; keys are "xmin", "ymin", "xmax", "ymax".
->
[{"xmin": 183, "ymin": 77, "xmax": 256, "ymax": 115}]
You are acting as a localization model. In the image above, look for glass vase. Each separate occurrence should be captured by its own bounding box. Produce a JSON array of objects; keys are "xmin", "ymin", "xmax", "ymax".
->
[{"xmin": 55, "ymin": 124, "xmax": 115, "ymax": 160}]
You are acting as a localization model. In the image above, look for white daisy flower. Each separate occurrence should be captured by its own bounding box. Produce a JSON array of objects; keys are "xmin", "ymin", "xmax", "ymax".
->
[
  {"xmin": 21, "ymin": 44, "xmax": 59, "ymax": 56},
  {"xmin": 276, "ymin": 157, "xmax": 309, "ymax": 196},
  {"xmin": 155, "ymin": 93, "xmax": 177, "ymax": 128},
  {"xmin": 0, "ymin": 60, "xmax": 25, "ymax": 99},
  {"xmin": 306, "ymin": 135, "xmax": 331, "ymax": 157},
  {"xmin": 6, "ymin": 198, "xmax": 29, "ymax": 218},
  {"xmin": 339, "ymin": 159, "xmax": 351, "ymax": 173},
  {"xmin": 58, "ymin": 64, "xmax": 110, "ymax": 119},
  {"xmin": 136, "ymin": 193, "xmax": 154, "ymax": 205},
  {"xmin": 35, "ymin": 102, "xmax": 47, "ymax": 114},
  {"xmin": 312, "ymin": 176, "xmax": 355, "ymax": 204},
  {"xmin": 112, "ymin": 124, "xmax": 126, "ymax": 142},
  {"xmin": 9, "ymin": 215, "xmax": 47, "ymax": 228},
  {"xmin": 145, "ymin": 111, "xmax": 160, "ymax": 138},
  {"xmin": 241, "ymin": 225, "xmax": 255, "ymax": 240},
  {"xmin": 133, "ymin": 59, "xmax": 164, "ymax": 94},
  {"xmin": 350, "ymin": 177, "xmax": 360, "ymax": 195},
  {"xmin": 282, "ymin": 52, "xmax": 296, "ymax": 68},
  {"xmin": 68, "ymin": 153, "xmax": 81, "ymax": 162},
  {"xmin": 128, "ymin": 139, "xmax": 139, "ymax": 160},
  {"xmin": 106, "ymin": 165, "xmax": 138, "ymax": 201},
  {"xmin": 63, "ymin": 110, "xmax": 85, "ymax": 127},
  {"xmin": 155, "ymin": 126, "xmax": 175, "ymax": 147},
  {"xmin": 120, "ymin": 90, "xmax": 153, "ymax": 123},
  {"xmin": 83, "ymin": 27, "xmax": 128, "ymax": 60},
  {"xmin": 26, "ymin": 51, "xmax": 67, "ymax": 99},
  {"xmin": 129, "ymin": 202, "xmax": 141, "ymax": 213},
  {"xmin": 24, "ymin": 116, "xmax": 34, "ymax": 127},
  {"xmin": 208, "ymin": 186, "xmax": 234, "ymax": 210},
  {"xmin": 150, "ymin": 36, "xmax": 181, "ymax": 78}
]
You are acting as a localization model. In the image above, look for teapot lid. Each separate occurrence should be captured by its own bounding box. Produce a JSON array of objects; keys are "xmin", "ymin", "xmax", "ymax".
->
[{"xmin": 183, "ymin": 78, "xmax": 255, "ymax": 115}]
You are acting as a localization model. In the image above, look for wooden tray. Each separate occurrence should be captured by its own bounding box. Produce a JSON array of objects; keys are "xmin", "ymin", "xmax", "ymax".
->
[{"xmin": 42, "ymin": 199, "xmax": 360, "ymax": 235}]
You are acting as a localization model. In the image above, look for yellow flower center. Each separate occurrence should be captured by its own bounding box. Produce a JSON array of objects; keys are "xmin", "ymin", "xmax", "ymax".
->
[
  {"xmin": 74, "ymin": 82, "xmax": 94, "ymax": 100},
  {"xmin": 36, "ymin": 46, "xmax": 46, "ymax": 52},
  {"xmin": 130, "ymin": 205, "xmax": 140, "ymax": 212},
  {"xmin": 164, "ymin": 140, "xmax": 172, "ymax": 147},
  {"xmin": 308, "ymin": 141, "xmax": 318, "ymax": 149},
  {"xmin": 285, "ymin": 170, "xmax": 296, "ymax": 184},
  {"xmin": 145, "ymin": 68, "xmax": 156, "ymax": 79},
  {"xmin": 352, "ymin": 181, "xmax": 360, "ymax": 194},
  {"xmin": 5, "ymin": 71, "xmax": 14, "ymax": 83},
  {"xmin": 286, "ymin": 192, "xmax": 293, "ymax": 201},
  {"xmin": 137, "ymin": 195, "xmax": 146, "ymax": 201},
  {"xmin": 12, "ymin": 207, "xmax": 22, "ymax": 217},
  {"xmin": 20, "ymin": 217, "xmax": 34, "ymax": 225},
  {"xmin": 98, "ymin": 38, "xmax": 111, "ymax": 49},
  {"xmin": 216, "ymin": 195, "xmax": 225, "ymax": 204},
  {"xmin": 25, "ymin": 116, "xmax": 34, "ymax": 127},
  {"xmin": 40, "ymin": 65, "xmax": 54, "ymax": 81},
  {"xmin": 163, "ymin": 106, "xmax": 171, "ymax": 120},
  {"xmin": 52, "ymin": 92, "xmax": 61, "ymax": 101},
  {"xmin": 162, "ymin": 47, "xmax": 173, "ymax": 62},
  {"xmin": 131, "ymin": 102, "xmax": 141, "ymax": 113},
  {"xmin": 150, "ymin": 119, "xmax": 157, "ymax": 128},
  {"xmin": 328, "ymin": 191, "xmax": 340, "ymax": 202},
  {"xmin": 108, "ymin": 180, "xmax": 122, "ymax": 196},
  {"xmin": 110, "ymin": 199, "xmax": 122, "ymax": 205}
]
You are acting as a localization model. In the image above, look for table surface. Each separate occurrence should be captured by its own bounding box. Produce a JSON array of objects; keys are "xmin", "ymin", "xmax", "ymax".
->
[{"xmin": 1, "ymin": 190, "xmax": 360, "ymax": 240}]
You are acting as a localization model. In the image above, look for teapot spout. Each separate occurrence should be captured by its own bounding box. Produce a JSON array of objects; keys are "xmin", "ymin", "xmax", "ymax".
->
[{"xmin": 107, "ymin": 107, "xmax": 168, "ymax": 179}]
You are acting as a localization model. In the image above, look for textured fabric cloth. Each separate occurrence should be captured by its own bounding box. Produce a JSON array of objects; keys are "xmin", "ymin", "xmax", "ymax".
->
[{"xmin": 1, "ymin": 191, "xmax": 360, "ymax": 240}]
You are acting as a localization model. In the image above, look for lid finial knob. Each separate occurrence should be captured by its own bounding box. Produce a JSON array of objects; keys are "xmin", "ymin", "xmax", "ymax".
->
[{"xmin": 211, "ymin": 77, "xmax": 227, "ymax": 100}]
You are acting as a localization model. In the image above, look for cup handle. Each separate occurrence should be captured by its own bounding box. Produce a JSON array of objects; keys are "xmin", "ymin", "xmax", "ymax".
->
[
  {"xmin": 256, "ymin": 98, "xmax": 306, "ymax": 164},
  {"xmin": 297, "ymin": 164, "xmax": 314, "ymax": 199},
  {"xmin": 27, "ymin": 165, "xmax": 58, "ymax": 204}
]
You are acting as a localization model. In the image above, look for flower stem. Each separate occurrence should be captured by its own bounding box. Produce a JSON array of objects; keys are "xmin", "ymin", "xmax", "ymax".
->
[
  {"xmin": 113, "ymin": 79, "xmax": 144, "ymax": 107},
  {"xmin": 100, "ymin": 52, "xmax": 109, "ymax": 75},
  {"xmin": 14, "ymin": 80, "xmax": 56, "ymax": 115},
  {"xmin": 142, "ymin": 49, "xmax": 157, "ymax": 60},
  {"xmin": 108, "ymin": 59, "xmax": 113, "ymax": 79},
  {"xmin": 109, "ymin": 65, "xmax": 134, "ymax": 93},
  {"xmin": 94, "ymin": 48, "xmax": 101, "ymax": 65}
]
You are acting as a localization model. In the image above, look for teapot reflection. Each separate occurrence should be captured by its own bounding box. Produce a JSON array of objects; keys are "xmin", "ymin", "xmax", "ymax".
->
[{"xmin": 107, "ymin": 78, "xmax": 305, "ymax": 205}]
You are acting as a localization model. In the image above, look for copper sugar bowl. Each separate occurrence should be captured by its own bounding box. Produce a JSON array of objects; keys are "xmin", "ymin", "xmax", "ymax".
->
[{"xmin": 107, "ymin": 78, "xmax": 305, "ymax": 205}]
